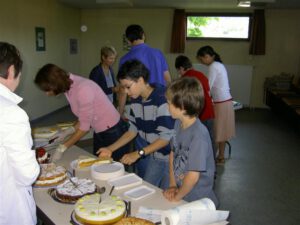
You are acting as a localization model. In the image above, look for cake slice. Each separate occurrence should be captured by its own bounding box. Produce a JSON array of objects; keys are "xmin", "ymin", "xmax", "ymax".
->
[{"xmin": 77, "ymin": 156, "xmax": 112, "ymax": 168}]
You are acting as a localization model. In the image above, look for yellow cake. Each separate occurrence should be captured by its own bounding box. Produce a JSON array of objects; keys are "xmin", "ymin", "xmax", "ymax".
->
[
  {"xmin": 74, "ymin": 193, "xmax": 126, "ymax": 225},
  {"xmin": 78, "ymin": 156, "xmax": 112, "ymax": 168}
]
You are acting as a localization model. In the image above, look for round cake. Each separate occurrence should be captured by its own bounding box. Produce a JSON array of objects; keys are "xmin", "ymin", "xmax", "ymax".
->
[
  {"xmin": 56, "ymin": 177, "xmax": 96, "ymax": 202},
  {"xmin": 114, "ymin": 217, "xmax": 155, "ymax": 225},
  {"xmin": 74, "ymin": 193, "xmax": 126, "ymax": 225},
  {"xmin": 34, "ymin": 163, "xmax": 67, "ymax": 187}
]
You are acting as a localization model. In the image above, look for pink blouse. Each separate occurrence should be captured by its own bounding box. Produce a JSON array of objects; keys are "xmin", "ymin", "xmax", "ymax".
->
[{"xmin": 65, "ymin": 74, "xmax": 120, "ymax": 133}]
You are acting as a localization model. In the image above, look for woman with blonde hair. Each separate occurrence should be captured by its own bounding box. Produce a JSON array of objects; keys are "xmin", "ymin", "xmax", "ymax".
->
[{"xmin": 89, "ymin": 46, "xmax": 119, "ymax": 104}]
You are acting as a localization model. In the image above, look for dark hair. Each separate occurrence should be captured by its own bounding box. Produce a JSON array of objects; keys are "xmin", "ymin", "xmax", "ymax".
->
[
  {"xmin": 117, "ymin": 59, "xmax": 149, "ymax": 83},
  {"xmin": 175, "ymin": 55, "xmax": 192, "ymax": 70},
  {"xmin": 125, "ymin": 24, "xmax": 144, "ymax": 42},
  {"xmin": 34, "ymin": 64, "xmax": 72, "ymax": 95},
  {"xmin": 0, "ymin": 42, "xmax": 23, "ymax": 78},
  {"xmin": 196, "ymin": 45, "xmax": 222, "ymax": 63},
  {"xmin": 166, "ymin": 77, "xmax": 204, "ymax": 117}
]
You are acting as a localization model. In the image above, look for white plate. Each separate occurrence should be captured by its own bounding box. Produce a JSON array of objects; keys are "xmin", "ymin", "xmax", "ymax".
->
[
  {"xmin": 123, "ymin": 185, "xmax": 155, "ymax": 200},
  {"xmin": 108, "ymin": 173, "xmax": 143, "ymax": 190},
  {"xmin": 91, "ymin": 162, "xmax": 124, "ymax": 180},
  {"xmin": 70, "ymin": 160, "xmax": 90, "ymax": 171}
]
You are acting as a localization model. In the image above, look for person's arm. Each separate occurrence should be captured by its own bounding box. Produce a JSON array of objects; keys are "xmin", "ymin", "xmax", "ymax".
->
[
  {"xmin": 97, "ymin": 130, "xmax": 137, "ymax": 157},
  {"xmin": 6, "ymin": 110, "xmax": 40, "ymax": 185},
  {"xmin": 120, "ymin": 138, "xmax": 169, "ymax": 165},
  {"xmin": 172, "ymin": 171, "xmax": 200, "ymax": 202},
  {"xmin": 208, "ymin": 63, "xmax": 218, "ymax": 89},
  {"xmin": 51, "ymin": 123, "xmax": 88, "ymax": 162},
  {"xmin": 164, "ymin": 70, "xmax": 172, "ymax": 85},
  {"xmin": 163, "ymin": 151, "xmax": 178, "ymax": 200},
  {"xmin": 117, "ymin": 87, "xmax": 127, "ymax": 117},
  {"xmin": 62, "ymin": 128, "xmax": 88, "ymax": 148},
  {"xmin": 168, "ymin": 151, "xmax": 176, "ymax": 187}
]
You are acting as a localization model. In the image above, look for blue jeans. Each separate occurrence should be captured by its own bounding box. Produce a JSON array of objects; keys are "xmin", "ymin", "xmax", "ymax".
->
[
  {"xmin": 134, "ymin": 136, "xmax": 169, "ymax": 189},
  {"xmin": 135, "ymin": 154, "xmax": 169, "ymax": 189},
  {"xmin": 93, "ymin": 119, "xmax": 130, "ymax": 161}
]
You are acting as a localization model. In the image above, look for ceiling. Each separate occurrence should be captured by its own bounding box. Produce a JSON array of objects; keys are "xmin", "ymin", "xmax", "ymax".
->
[{"xmin": 58, "ymin": 0, "xmax": 300, "ymax": 10}]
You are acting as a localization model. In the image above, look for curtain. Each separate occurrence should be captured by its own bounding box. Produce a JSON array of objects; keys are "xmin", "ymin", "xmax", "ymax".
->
[
  {"xmin": 249, "ymin": 9, "xmax": 266, "ymax": 55},
  {"xmin": 170, "ymin": 9, "xmax": 186, "ymax": 53}
]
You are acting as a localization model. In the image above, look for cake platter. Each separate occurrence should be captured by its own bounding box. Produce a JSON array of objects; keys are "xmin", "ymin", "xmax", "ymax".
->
[{"xmin": 48, "ymin": 188, "xmax": 76, "ymax": 204}]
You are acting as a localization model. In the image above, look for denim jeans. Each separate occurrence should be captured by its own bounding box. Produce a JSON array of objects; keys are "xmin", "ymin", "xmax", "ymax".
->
[
  {"xmin": 134, "ymin": 154, "xmax": 169, "ymax": 189},
  {"xmin": 93, "ymin": 119, "xmax": 130, "ymax": 161},
  {"xmin": 134, "ymin": 135, "xmax": 170, "ymax": 189}
]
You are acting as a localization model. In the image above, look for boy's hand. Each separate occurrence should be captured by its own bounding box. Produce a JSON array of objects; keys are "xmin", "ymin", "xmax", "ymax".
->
[
  {"xmin": 120, "ymin": 151, "xmax": 140, "ymax": 165},
  {"xmin": 163, "ymin": 187, "xmax": 178, "ymax": 201},
  {"xmin": 97, "ymin": 148, "xmax": 112, "ymax": 158}
]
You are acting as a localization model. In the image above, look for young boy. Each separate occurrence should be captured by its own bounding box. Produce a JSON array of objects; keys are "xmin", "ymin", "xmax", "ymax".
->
[
  {"xmin": 175, "ymin": 55, "xmax": 216, "ymax": 159},
  {"xmin": 98, "ymin": 59, "xmax": 174, "ymax": 189},
  {"xmin": 163, "ymin": 77, "xmax": 218, "ymax": 206}
]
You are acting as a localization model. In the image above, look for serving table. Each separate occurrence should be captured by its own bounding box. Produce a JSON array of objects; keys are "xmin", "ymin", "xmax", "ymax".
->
[{"xmin": 33, "ymin": 146, "xmax": 184, "ymax": 225}]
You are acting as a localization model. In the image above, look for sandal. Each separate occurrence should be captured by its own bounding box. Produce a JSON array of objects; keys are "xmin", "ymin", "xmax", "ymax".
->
[{"xmin": 216, "ymin": 157, "xmax": 225, "ymax": 165}]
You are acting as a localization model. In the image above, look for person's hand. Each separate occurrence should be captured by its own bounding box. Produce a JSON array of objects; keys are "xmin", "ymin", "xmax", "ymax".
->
[
  {"xmin": 163, "ymin": 187, "xmax": 178, "ymax": 201},
  {"xmin": 97, "ymin": 147, "xmax": 112, "ymax": 158},
  {"xmin": 55, "ymin": 126, "xmax": 76, "ymax": 143},
  {"xmin": 120, "ymin": 151, "xmax": 140, "ymax": 165},
  {"xmin": 51, "ymin": 144, "xmax": 67, "ymax": 162}
]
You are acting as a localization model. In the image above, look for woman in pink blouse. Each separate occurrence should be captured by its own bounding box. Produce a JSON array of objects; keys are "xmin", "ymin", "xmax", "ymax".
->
[{"xmin": 34, "ymin": 64, "xmax": 129, "ymax": 162}]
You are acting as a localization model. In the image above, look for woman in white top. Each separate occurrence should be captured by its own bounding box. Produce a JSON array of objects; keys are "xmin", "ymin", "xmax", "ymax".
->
[
  {"xmin": 0, "ymin": 42, "xmax": 40, "ymax": 225},
  {"xmin": 197, "ymin": 46, "xmax": 235, "ymax": 165}
]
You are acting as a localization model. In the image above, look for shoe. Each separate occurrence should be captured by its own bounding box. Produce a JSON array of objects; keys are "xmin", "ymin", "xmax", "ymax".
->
[{"xmin": 216, "ymin": 157, "xmax": 225, "ymax": 165}]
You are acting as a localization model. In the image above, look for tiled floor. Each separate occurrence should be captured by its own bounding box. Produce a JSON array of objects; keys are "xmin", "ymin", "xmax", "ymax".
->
[{"xmin": 31, "ymin": 107, "xmax": 300, "ymax": 225}]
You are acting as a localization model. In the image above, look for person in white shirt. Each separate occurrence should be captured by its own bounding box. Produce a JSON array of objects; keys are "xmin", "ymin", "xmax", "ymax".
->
[
  {"xmin": 0, "ymin": 42, "xmax": 40, "ymax": 225},
  {"xmin": 197, "ymin": 46, "xmax": 235, "ymax": 165}
]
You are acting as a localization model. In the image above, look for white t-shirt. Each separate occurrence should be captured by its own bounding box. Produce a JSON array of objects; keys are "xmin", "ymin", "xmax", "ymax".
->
[{"xmin": 208, "ymin": 61, "xmax": 232, "ymax": 102}]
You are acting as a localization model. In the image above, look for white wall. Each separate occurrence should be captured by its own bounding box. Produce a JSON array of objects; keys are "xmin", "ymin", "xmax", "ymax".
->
[{"xmin": 0, "ymin": 0, "xmax": 81, "ymax": 120}]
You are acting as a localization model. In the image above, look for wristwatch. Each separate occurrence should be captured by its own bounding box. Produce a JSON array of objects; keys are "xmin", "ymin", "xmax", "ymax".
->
[{"xmin": 138, "ymin": 149, "xmax": 146, "ymax": 158}]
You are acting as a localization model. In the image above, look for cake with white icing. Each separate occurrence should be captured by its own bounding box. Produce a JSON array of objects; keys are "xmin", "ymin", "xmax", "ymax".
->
[
  {"xmin": 56, "ymin": 177, "xmax": 96, "ymax": 202},
  {"xmin": 34, "ymin": 163, "xmax": 67, "ymax": 187},
  {"xmin": 74, "ymin": 193, "xmax": 126, "ymax": 224}
]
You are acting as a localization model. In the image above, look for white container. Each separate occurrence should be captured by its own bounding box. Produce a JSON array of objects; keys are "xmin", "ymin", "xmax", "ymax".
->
[
  {"xmin": 123, "ymin": 185, "xmax": 155, "ymax": 200},
  {"xmin": 91, "ymin": 162, "xmax": 124, "ymax": 180},
  {"xmin": 108, "ymin": 173, "xmax": 142, "ymax": 190}
]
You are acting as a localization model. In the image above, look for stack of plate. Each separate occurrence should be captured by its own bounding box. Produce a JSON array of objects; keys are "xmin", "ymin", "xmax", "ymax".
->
[{"xmin": 91, "ymin": 162, "xmax": 124, "ymax": 180}]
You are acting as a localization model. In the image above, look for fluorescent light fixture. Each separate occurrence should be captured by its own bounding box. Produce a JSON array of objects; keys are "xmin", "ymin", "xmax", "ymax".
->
[
  {"xmin": 238, "ymin": 0, "xmax": 251, "ymax": 7},
  {"xmin": 96, "ymin": 0, "xmax": 133, "ymax": 5}
]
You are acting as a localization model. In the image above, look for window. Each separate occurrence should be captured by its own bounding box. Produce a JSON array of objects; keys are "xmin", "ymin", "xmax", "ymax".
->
[{"xmin": 186, "ymin": 14, "xmax": 251, "ymax": 40}]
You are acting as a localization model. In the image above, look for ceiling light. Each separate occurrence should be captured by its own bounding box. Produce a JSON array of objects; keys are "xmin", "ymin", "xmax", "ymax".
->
[{"xmin": 238, "ymin": 0, "xmax": 251, "ymax": 7}]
